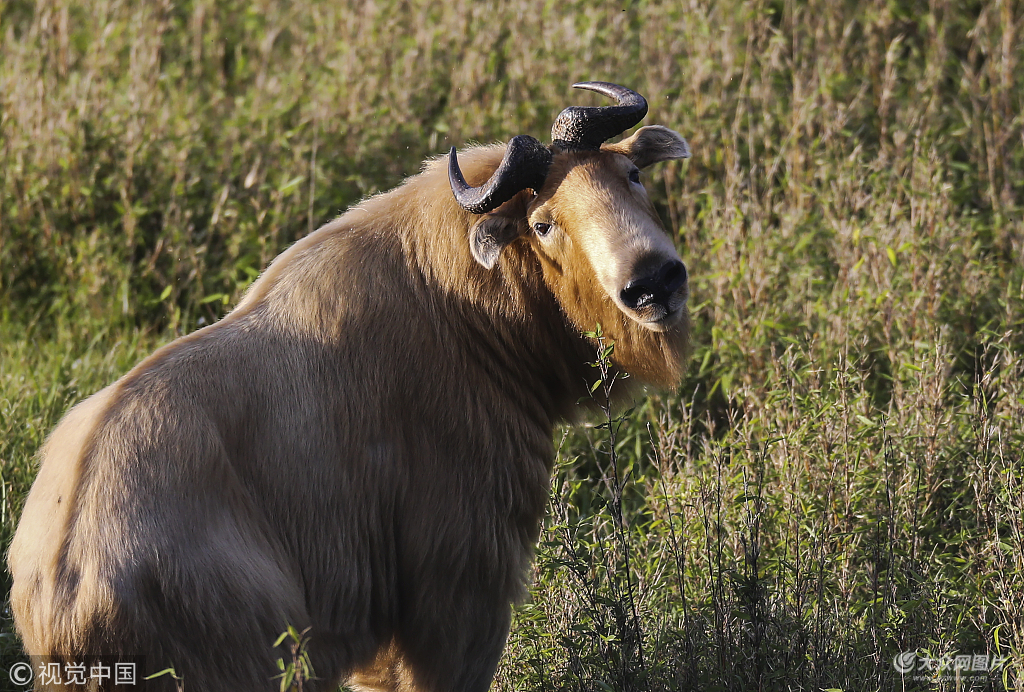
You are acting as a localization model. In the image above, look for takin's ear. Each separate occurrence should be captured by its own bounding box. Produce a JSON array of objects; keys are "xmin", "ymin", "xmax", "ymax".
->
[
  {"xmin": 604, "ymin": 125, "xmax": 691, "ymax": 169},
  {"xmin": 468, "ymin": 191, "xmax": 531, "ymax": 269},
  {"xmin": 470, "ymin": 214, "xmax": 523, "ymax": 269}
]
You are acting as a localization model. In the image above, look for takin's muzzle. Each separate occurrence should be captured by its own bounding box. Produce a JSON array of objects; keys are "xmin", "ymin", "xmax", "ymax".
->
[{"xmin": 619, "ymin": 258, "xmax": 688, "ymax": 314}]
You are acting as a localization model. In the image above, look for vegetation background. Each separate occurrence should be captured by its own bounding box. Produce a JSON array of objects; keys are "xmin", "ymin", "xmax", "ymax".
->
[{"xmin": 1, "ymin": 0, "xmax": 1022, "ymax": 689}]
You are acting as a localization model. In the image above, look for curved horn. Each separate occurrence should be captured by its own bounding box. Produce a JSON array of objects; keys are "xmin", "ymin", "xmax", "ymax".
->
[
  {"xmin": 449, "ymin": 135, "xmax": 552, "ymax": 215},
  {"xmin": 550, "ymin": 82, "xmax": 649, "ymax": 151}
]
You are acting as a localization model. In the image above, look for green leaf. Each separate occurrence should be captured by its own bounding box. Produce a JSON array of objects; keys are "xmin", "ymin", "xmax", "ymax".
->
[
  {"xmin": 886, "ymin": 246, "xmax": 897, "ymax": 266},
  {"xmin": 145, "ymin": 669, "xmax": 178, "ymax": 680},
  {"xmin": 279, "ymin": 175, "xmax": 305, "ymax": 195},
  {"xmin": 793, "ymin": 230, "xmax": 816, "ymax": 254}
]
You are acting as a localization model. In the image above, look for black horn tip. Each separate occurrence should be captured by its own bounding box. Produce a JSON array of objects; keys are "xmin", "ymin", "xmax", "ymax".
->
[
  {"xmin": 571, "ymin": 81, "xmax": 644, "ymax": 102},
  {"xmin": 448, "ymin": 146, "xmax": 468, "ymax": 190},
  {"xmin": 448, "ymin": 145, "xmax": 489, "ymax": 215}
]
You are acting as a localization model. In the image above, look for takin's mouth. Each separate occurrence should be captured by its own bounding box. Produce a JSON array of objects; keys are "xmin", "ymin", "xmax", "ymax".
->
[{"xmin": 633, "ymin": 303, "xmax": 686, "ymax": 332}]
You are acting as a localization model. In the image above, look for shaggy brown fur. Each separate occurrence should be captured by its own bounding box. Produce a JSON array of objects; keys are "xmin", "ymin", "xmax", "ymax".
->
[{"xmin": 8, "ymin": 127, "xmax": 691, "ymax": 691}]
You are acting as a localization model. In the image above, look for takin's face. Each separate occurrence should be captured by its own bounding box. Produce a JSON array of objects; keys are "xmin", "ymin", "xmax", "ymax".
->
[
  {"xmin": 524, "ymin": 126, "xmax": 691, "ymax": 335},
  {"xmin": 466, "ymin": 125, "xmax": 691, "ymax": 349}
]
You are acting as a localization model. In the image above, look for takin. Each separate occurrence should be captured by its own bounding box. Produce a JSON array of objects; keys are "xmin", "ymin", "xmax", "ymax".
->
[{"xmin": 8, "ymin": 82, "xmax": 692, "ymax": 691}]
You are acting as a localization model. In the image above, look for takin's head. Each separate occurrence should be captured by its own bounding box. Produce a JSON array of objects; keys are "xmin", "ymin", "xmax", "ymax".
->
[{"xmin": 449, "ymin": 82, "xmax": 692, "ymax": 385}]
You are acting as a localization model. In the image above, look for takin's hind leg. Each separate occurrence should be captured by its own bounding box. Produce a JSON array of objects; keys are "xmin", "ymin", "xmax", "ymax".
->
[
  {"xmin": 26, "ymin": 533, "xmax": 342, "ymax": 691},
  {"xmin": 15, "ymin": 571, "xmax": 331, "ymax": 691},
  {"xmin": 49, "ymin": 574, "xmax": 321, "ymax": 691},
  {"xmin": 114, "ymin": 546, "xmax": 344, "ymax": 692}
]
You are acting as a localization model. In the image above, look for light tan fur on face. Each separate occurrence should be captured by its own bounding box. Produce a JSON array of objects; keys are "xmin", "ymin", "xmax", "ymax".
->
[
  {"xmin": 531, "ymin": 153, "xmax": 683, "ymax": 316},
  {"xmin": 8, "ymin": 132, "xmax": 691, "ymax": 692},
  {"xmin": 523, "ymin": 127, "xmax": 692, "ymax": 386}
]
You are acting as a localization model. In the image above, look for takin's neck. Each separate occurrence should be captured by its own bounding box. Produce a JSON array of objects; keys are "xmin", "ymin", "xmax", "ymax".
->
[
  {"xmin": 362, "ymin": 145, "xmax": 688, "ymax": 417},
  {"xmin": 404, "ymin": 218, "xmax": 597, "ymax": 424}
]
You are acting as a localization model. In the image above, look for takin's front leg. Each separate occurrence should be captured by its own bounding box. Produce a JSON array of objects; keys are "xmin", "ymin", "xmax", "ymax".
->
[
  {"xmin": 345, "ymin": 640, "xmax": 417, "ymax": 692},
  {"xmin": 346, "ymin": 589, "xmax": 512, "ymax": 692}
]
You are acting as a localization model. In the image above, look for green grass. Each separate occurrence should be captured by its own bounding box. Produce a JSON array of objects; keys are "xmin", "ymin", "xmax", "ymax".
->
[{"xmin": 1, "ymin": 0, "xmax": 1022, "ymax": 690}]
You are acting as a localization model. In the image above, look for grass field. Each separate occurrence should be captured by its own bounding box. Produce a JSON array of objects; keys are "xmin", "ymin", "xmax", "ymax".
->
[{"xmin": 1, "ymin": 0, "xmax": 1022, "ymax": 690}]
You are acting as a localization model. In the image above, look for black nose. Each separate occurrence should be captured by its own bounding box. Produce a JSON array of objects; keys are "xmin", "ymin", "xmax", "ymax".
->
[{"xmin": 619, "ymin": 260, "xmax": 687, "ymax": 310}]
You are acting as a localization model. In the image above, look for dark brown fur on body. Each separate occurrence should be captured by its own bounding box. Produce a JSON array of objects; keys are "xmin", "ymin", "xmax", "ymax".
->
[{"xmin": 9, "ymin": 134, "xmax": 691, "ymax": 691}]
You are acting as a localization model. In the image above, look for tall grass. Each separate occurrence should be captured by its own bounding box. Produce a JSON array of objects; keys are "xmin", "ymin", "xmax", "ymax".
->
[{"xmin": 1, "ymin": 0, "xmax": 1022, "ymax": 690}]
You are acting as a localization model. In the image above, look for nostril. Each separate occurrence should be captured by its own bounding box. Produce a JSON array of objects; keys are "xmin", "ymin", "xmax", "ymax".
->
[
  {"xmin": 620, "ymin": 279, "xmax": 657, "ymax": 310},
  {"xmin": 657, "ymin": 260, "xmax": 687, "ymax": 294}
]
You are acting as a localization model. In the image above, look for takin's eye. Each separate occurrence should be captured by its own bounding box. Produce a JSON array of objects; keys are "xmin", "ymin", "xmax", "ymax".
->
[
  {"xmin": 533, "ymin": 222, "xmax": 553, "ymax": 237},
  {"xmin": 628, "ymin": 169, "xmax": 641, "ymax": 185}
]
